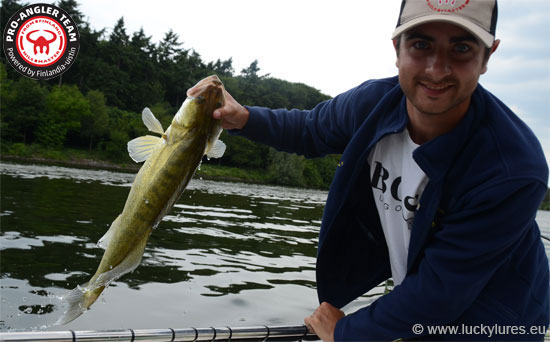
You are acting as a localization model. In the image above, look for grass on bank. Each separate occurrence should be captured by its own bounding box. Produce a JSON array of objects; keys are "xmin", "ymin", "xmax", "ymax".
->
[{"xmin": 0, "ymin": 142, "xmax": 274, "ymax": 185}]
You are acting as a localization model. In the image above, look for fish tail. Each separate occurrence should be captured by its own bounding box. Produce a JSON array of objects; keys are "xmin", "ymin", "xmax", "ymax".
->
[
  {"xmin": 56, "ymin": 229, "xmax": 152, "ymax": 325},
  {"xmin": 56, "ymin": 284, "xmax": 104, "ymax": 325}
]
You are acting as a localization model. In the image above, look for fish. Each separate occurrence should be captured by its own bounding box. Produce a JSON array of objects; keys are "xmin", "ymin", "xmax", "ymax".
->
[{"xmin": 57, "ymin": 75, "xmax": 226, "ymax": 325}]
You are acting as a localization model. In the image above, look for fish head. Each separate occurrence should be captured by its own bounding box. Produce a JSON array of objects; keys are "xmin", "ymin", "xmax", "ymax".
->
[{"xmin": 174, "ymin": 75, "xmax": 225, "ymax": 131}]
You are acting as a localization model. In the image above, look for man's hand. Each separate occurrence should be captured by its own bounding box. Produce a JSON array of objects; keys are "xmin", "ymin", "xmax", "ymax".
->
[
  {"xmin": 304, "ymin": 302, "xmax": 345, "ymax": 342},
  {"xmin": 186, "ymin": 75, "xmax": 249, "ymax": 130}
]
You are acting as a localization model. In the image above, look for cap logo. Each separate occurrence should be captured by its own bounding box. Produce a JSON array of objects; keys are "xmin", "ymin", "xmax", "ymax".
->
[{"xmin": 427, "ymin": 0, "xmax": 469, "ymax": 12}]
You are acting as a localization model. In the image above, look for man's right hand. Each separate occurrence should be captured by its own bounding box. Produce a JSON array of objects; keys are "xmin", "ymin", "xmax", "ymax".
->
[
  {"xmin": 186, "ymin": 75, "xmax": 249, "ymax": 130},
  {"xmin": 213, "ymin": 88, "xmax": 249, "ymax": 130}
]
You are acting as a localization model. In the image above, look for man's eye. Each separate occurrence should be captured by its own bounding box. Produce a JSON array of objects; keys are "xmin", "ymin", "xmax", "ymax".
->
[
  {"xmin": 413, "ymin": 41, "xmax": 430, "ymax": 49},
  {"xmin": 454, "ymin": 44, "xmax": 471, "ymax": 53}
]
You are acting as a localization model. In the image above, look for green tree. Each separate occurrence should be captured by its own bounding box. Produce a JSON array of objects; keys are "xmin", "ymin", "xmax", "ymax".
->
[
  {"xmin": 54, "ymin": 0, "xmax": 102, "ymax": 89},
  {"xmin": 267, "ymin": 149, "xmax": 306, "ymax": 187},
  {"xmin": 0, "ymin": 75, "xmax": 47, "ymax": 143},
  {"xmin": 103, "ymin": 107, "xmax": 144, "ymax": 160},
  {"xmin": 241, "ymin": 60, "xmax": 263, "ymax": 79},
  {"xmin": 207, "ymin": 58, "xmax": 235, "ymax": 77},
  {"xmin": 81, "ymin": 90, "xmax": 109, "ymax": 150},
  {"xmin": 157, "ymin": 30, "xmax": 182, "ymax": 62},
  {"xmin": 36, "ymin": 85, "xmax": 90, "ymax": 149},
  {"xmin": 0, "ymin": 0, "xmax": 26, "ymax": 79}
]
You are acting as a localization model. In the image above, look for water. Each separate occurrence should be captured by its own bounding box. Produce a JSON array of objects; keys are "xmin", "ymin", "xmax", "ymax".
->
[{"xmin": 0, "ymin": 162, "xmax": 549, "ymax": 333}]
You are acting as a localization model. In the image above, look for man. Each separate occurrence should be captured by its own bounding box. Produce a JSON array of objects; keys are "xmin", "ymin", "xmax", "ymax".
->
[{"xmin": 189, "ymin": 0, "xmax": 549, "ymax": 340}]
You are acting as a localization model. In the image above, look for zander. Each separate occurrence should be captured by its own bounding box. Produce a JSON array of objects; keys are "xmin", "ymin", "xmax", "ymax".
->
[{"xmin": 58, "ymin": 75, "xmax": 226, "ymax": 324}]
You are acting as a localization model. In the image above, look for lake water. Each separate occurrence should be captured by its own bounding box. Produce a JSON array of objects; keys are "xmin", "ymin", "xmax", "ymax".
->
[{"xmin": 1, "ymin": 162, "xmax": 549, "ymax": 333}]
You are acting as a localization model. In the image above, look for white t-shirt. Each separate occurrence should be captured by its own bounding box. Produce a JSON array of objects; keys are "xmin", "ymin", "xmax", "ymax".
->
[{"xmin": 367, "ymin": 128, "xmax": 428, "ymax": 285}]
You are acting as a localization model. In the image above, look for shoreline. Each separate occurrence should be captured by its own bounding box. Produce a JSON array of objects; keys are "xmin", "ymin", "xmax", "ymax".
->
[
  {"xmin": 2, "ymin": 154, "xmax": 549, "ymax": 209},
  {"xmin": 1, "ymin": 154, "xmax": 141, "ymax": 174},
  {"xmin": 0, "ymin": 154, "xmax": 271, "ymax": 186}
]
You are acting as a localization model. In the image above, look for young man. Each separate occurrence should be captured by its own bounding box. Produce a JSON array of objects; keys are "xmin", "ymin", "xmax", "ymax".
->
[{"xmin": 189, "ymin": 0, "xmax": 549, "ymax": 340}]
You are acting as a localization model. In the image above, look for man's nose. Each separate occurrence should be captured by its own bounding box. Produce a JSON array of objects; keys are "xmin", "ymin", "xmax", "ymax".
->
[{"xmin": 426, "ymin": 49, "xmax": 451, "ymax": 80}]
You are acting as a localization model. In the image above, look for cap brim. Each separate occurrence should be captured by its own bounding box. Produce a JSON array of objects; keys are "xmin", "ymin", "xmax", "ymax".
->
[{"xmin": 391, "ymin": 15, "xmax": 495, "ymax": 48}]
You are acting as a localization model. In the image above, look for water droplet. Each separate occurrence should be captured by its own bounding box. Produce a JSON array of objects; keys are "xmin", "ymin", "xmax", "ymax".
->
[
  {"xmin": 144, "ymin": 198, "xmax": 149, "ymax": 204},
  {"xmin": 109, "ymin": 265, "xmax": 113, "ymax": 270}
]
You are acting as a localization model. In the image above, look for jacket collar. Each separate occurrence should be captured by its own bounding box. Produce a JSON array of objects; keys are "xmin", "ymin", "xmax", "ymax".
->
[{"xmin": 413, "ymin": 85, "xmax": 486, "ymax": 183}]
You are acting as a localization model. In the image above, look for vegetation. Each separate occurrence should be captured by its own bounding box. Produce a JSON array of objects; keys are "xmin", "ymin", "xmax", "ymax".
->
[{"xmin": 0, "ymin": 0, "xmax": 338, "ymax": 189}]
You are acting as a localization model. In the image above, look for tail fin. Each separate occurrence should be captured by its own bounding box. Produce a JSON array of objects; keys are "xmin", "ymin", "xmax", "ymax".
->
[
  {"xmin": 56, "ymin": 284, "xmax": 104, "ymax": 325},
  {"xmin": 56, "ymin": 228, "xmax": 152, "ymax": 325}
]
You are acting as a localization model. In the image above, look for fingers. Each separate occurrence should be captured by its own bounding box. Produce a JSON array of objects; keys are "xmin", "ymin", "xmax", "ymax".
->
[
  {"xmin": 303, "ymin": 302, "xmax": 345, "ymax": 342},
  {"xmin": 186, "ymin": 75, "xmax": 249, "ymax": 130}
]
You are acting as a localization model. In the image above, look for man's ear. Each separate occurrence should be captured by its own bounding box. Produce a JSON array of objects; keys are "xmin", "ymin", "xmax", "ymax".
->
[
  {"xmin": 482, "ymin": 39, "xmax": 500, "ymax": 74},
  {"xmin": 393, "ymin": 38, "xmax": 400, "ymax": 68}
]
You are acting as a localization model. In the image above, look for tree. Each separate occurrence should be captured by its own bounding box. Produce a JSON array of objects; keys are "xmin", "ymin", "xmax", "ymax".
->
[
  {"xmin": 157, "ymin": 30, "xmax": 183, "ymax": 62},
  {"xmin": 36, "ymin": 85, "xmax": 90, "ymax": 149},
  {"xmin": 207, "ymin": 58, "xmax": 234, "ymax": 77},
  {"xmin": 56, "ymin": 0, "xmax": 85, "ymax": 26},
  {"xmin": 81, "ymin": 90, "xmax": 109, "ymax": 150},
  {"xmin": 0, "ymin": 75, "xmax": 47, "ymax": 144},
  {"xmin": 267, "ymin": 149, "xmax": 306, "ymax": 187},
  {"xmin": 0, "ymin": 0, "xmax": 26, "ymax": 79},
  {"xmin": 109, "ymin": 17, "xmax": 130, "ymax": 46},
  {"xmin": 241, "ymin": 60, "xmax": 262, "ymax": 79}
]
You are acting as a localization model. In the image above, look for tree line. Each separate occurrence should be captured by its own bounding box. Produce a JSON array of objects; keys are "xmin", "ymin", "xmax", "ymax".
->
[{"xmin": 0, "ymin": 0, "xmax": 339, "ymax": 189}]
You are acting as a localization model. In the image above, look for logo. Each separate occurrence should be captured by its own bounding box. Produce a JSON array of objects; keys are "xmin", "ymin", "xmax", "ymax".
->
[
  {"xmin": 3, "ymin": 3, "xmax": 79, "ymax": 80},
  {"xmin": 426, "ymin": 0, "xmax": 469, "ymax": 13}
]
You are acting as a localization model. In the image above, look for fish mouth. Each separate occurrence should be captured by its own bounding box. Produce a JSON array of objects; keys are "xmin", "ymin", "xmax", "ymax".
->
[{"xmin": 187, "ymin": 75, "xmax": 224, "ymax": 100}]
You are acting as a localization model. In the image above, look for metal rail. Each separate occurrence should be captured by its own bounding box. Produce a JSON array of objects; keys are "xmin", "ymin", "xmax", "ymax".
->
[{"xmin": 0, "ymin": 325, "xmax": 318, "ymax": 342}]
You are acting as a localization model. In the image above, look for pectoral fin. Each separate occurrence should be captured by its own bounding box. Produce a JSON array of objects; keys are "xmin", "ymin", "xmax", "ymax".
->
[
  {"xmin": 128, "ymin": 135, "xmax": 162, "ymax": 163},
  {"xmin": 142, "ymin": 108, "xmax": 164, "ymax": 135},
  {"xmin": 205, "ymin": 140, "xmax": 226, "ymax": 160}
]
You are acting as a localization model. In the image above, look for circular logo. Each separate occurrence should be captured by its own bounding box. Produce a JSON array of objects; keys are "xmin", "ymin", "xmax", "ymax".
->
[
  {"xmin": 426, "ymin": 0, "xmax": 470, "ymax": 13},
  {"xmin": 3, "ymin": 3, "xmax": 79, "ymax": 80}
]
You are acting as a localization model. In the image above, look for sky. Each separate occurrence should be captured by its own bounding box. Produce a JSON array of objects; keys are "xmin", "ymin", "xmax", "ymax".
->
[{"xmin": 22, "ymin": 0, "xmax": 550, "ymax": 168}]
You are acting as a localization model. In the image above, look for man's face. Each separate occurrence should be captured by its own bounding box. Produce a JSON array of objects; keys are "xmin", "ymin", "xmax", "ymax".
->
[{"xmin": 395, "ymin": 22, "xmax": 492, "ymax": 117}]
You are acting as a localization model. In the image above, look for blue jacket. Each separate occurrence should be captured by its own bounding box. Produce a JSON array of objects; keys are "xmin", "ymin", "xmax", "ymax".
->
[{"xmin": 233, "ymin": 76, "xmax": 549, "ymax": 340}]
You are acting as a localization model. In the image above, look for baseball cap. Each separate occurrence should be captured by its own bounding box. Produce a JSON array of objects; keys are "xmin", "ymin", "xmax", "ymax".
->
[{"xmin": 392, "ymin": 0, "xmax": 498, "ymax": 48}]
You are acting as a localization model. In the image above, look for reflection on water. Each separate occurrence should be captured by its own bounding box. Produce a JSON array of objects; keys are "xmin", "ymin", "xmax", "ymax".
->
[
  {"xmin": 1, "ymin": 162, "xmax": 549, "ymax": 332},
  {"xmin": 0, "ymin": 162, "xmax": 329, "ymax": 331}
]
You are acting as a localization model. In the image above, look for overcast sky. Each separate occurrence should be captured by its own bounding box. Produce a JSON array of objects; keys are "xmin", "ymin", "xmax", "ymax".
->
[{"xmin": 24, "ymin": 0, "xmax": 550, "ymax": 168}]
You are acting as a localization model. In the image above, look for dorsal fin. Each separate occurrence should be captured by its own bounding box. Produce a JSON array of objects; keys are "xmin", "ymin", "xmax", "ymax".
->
[{"xmin": 142, "ymin": 108, "xmax": 164, "ymax": 135}]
